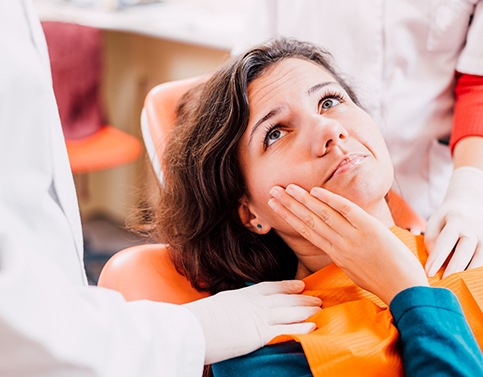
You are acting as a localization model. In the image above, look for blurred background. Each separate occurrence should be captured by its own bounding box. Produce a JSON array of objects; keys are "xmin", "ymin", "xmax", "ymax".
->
[{"xmin": 33, "ymin": 0, "xmax": 246, "ymax": 284}]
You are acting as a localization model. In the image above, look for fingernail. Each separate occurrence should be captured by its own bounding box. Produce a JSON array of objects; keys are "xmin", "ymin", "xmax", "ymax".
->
[
  {"xmin": 286, "ymin": 184, "xmax": 302, "ymax": 196},
  {"xmin": 270, "ymin": 186, "xmax": 282, "ymax": 198},
  {"xmin": 285, "ymin": 184, "xmax": 295, "ymax": 195},
  {"xmin": 310, "ymin": 187, "xmax": 325, "ymax": 198},
  {"xmin": 267, "ymin": 198, "xmax": 279, "ymax": 211},
  {"xmin": 310, "ymin": 187, "xmax": 320, "ymax": 194}
]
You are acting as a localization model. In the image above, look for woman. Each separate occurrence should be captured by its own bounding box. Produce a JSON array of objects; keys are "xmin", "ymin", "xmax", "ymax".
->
[
  {"xmin": 236, "ymin": 0, "xmax": 483, "ymax": 277},
  {"xmin": 150, "ymin": 38, "xmax": 483, "ymax": 376}
]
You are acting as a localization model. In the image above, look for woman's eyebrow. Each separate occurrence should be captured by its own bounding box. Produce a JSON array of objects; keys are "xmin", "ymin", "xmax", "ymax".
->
[
  {"xmin": 248, "ymin": 81, "xmax": 338, "ymax": 146},
  {"xmin": 307, "ymin": 81, "xmax": 338, "ymax": 95},
  {"xmin": 249, "ymin": 106, "xmax": 283, "ymax": 145}
]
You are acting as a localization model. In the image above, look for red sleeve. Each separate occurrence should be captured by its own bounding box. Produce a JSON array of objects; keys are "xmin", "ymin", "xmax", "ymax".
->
[{"xmin": 450, "ymin": 72, "xmax": 483, "ymax": 153}]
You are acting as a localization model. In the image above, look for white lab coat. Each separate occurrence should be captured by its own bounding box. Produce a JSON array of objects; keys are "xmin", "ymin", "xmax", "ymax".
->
[
  {"xmin": 237, "ymin": 0, "xmax": 483, "ymax": 219},
  {"xmin": 0, "ymin": 1, "xmax": 204, "ymax": 375}
]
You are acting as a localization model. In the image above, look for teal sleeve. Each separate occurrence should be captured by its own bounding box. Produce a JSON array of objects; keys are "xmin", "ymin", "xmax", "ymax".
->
[
  {"xmin": 214, "ymin": 287, "xmax": 483, "ymax": 377},
  {"xmin": 212, "ymin": 340, "xmax": 311, "ymax": 377},
  {"xmin": 390, "ymin": 286, "xmax": 483, "ymax": 377}
]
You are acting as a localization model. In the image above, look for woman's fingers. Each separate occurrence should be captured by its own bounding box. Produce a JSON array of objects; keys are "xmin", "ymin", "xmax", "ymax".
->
[
  {"xmin": 268, "ymin": 185, "xmax": 430, "ymax": 304},
  {"xmin": 269, "ymin": 184, "xmax": 377, "ymax": 253},
  {"xmin": 285, "ymin": 185, "xmax": 348, "ymax": 233},
  {"xmin": 269, "ymin": 185, "xmax": 356, "ymax": 254},
  {"xmin": 310, "ymin": 187, "xmax": 372, "ymax": 229},
  {"xmin": 270, "ymin": 185, "xmax": 349, "ymax": 236},
  {"xmin": 268, "ymin": 194, "xmax": 334, "ymax": 250}
]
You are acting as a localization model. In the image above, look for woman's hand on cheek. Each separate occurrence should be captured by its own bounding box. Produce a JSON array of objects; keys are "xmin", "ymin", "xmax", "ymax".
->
[{"xmin": 268, "ymin": 185, "xmax": 429, "ymax": 305}]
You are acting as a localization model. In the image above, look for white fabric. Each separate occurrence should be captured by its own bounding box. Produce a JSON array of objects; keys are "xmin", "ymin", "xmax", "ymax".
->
[
  {"xmin": 0, "ymin": 1, "xmax": 205, "ymax": 375},
  {"xmin": 236, "ymin": 0, "xmax": 483, "ymax": 219}
]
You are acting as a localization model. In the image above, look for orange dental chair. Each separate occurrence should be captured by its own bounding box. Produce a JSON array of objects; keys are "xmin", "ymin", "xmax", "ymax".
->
[
  {"xmin": 98, "ymin": 77, "xmax": 426, "ymax": 304},
  {"xmin": 42, "ymin": 22, "xmax": 142, "ymax": 175}
]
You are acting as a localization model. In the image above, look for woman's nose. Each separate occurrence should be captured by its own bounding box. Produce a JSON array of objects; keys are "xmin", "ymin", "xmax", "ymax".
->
[{"xmin": 308, "ymin": 116, "xmax": 348, "ymax": 156}]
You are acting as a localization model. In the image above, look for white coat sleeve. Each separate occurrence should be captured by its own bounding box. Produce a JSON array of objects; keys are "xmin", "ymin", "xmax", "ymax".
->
[
  {"xmin": 0, "ymin": 241, "xmax": 205, "ymax": 377},
  {"xmin": 0, "ymin": 1, "xmax": 205, "ymax": 375}
]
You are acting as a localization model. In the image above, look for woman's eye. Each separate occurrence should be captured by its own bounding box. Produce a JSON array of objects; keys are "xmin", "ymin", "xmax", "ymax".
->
[
  {"xmin": 264, "ymin": 127, "xmax": 287, "ymax": 147},
  {"xmin": 320, "ymin": 97, "xmax": 341, "ymax": 111}
]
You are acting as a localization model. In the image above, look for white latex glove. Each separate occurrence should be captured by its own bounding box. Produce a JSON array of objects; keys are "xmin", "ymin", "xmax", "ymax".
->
[
  {"xmin": 425, "ymin": 166, "xmax": 483, "ymax": 277},
  {"xmin": 183, "ymin": 280, "xmax": 321, "ymax": 365}
]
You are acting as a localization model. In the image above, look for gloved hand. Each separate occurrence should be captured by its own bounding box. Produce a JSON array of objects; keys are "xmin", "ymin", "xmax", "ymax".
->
[
  {"xmin": 183, "ymin": 280, "xmax": 321, "ymax": 365},
  {"xmin": 425, "ymin": 166, "xmax": 483, "ymax": 277}
]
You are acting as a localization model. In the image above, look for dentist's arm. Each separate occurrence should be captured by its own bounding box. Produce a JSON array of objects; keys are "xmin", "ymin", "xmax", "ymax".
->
[{"xmin": 425, "ymin": 72, "xmax": 483, "ymax": 277}]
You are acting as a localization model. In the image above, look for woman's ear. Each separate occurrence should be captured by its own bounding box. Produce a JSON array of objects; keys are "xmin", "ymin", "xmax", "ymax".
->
[{"xmin": 238, "ymin": 194, "xmax": 271, "ymax": 234}]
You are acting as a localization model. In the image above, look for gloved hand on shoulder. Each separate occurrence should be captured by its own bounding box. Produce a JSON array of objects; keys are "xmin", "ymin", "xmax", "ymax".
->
[{"xmin": 184, "ymin": 280, "xmax": 321, "ymax": 364}]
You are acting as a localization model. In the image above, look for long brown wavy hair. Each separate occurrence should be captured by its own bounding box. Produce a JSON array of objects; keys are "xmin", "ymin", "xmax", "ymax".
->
[{"xmin": 149, "ymin": 38, "xmax": 362, "ymax": 294}]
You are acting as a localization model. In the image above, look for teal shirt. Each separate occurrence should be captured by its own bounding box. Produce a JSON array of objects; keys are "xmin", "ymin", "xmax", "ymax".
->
[
  {"xmin": 392, "ymin": 286, "xmax": 483, "ymax": 376},
  {"xmin": 213, "ymin": 287, "xmax": 483, "ymax": 377}
]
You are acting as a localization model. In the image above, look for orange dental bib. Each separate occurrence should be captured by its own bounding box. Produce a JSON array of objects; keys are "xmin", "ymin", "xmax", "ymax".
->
[{"xmin": 270, "ymin": 227, "xmax": 483, "ymax": 377}]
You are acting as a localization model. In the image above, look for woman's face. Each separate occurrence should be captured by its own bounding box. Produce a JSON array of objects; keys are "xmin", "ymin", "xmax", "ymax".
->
[{"xmin": 238, "ymin": 58, "xmax": 394, "ymax": 236}]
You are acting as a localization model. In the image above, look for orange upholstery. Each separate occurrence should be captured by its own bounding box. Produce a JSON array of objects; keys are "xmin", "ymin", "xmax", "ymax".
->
[
  {"xmin": 98, "ymin": 243, "xmax": 208, "ymax": 303},
  {"xmin": 98, "ymin": 77, "xmax": 426, "ymax": 303},
  {"xmin": 386, "ymin": 190, "xmax": 426, "ymax": 233},
  {"xmin": 42, "ymin": 21, "xmax": 142, "ymax": 174},
  {"xmin": 65, "ymin": 126, "xmax": 141, "ymax": 173},
  {"xmin": 144, "ymin": 76, "xmax": 207, "ymax": 164},
  {"xmin": 141, "ymin": 76, "xmax": 209, "ymax": 182}
]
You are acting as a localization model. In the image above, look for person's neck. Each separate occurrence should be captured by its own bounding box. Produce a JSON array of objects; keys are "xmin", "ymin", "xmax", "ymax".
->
[{"xmin": 286, "ymin": 199, "xmax": 395, "ymax": 279}]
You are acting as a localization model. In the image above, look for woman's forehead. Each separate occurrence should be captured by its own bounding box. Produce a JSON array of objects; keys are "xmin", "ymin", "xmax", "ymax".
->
[
  {"xmin": 247, "ymin": 58, "xmax": 337, "ymax": 110},
  {"xmin": 248, "ymin": 58, "xmax": 335, "ymax": 96}
]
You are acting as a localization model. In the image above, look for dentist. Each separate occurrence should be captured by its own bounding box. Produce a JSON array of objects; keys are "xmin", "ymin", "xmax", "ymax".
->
[{"xmin": 0, "ymin": 1, "xmax": 320, "ymax": 376}]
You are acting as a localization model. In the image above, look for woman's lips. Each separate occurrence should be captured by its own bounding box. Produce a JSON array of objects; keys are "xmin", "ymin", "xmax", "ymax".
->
[{"xmin": 331, "ymin": 153, "xmax": 367, "ymax": 178}]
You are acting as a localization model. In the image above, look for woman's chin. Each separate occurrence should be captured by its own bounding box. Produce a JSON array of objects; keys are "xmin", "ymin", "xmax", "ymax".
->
[{"xmin": 333, "ymin": 187, "xmax": 388, "ymax": 214}]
